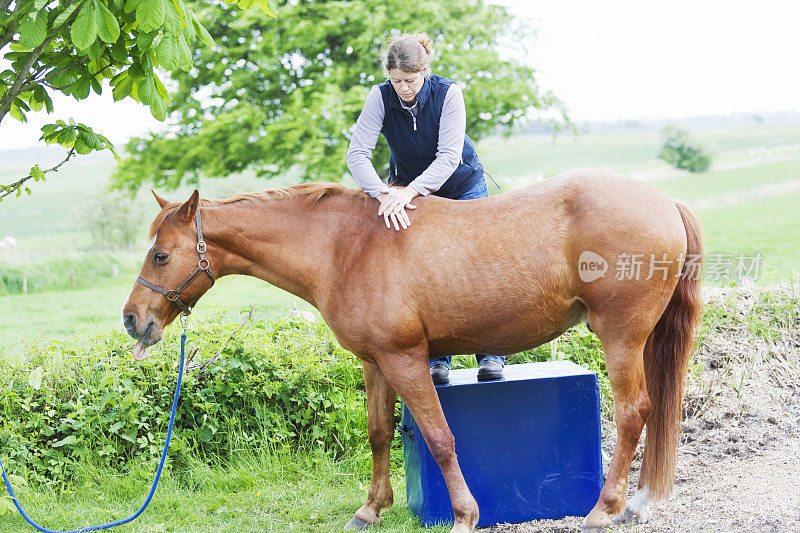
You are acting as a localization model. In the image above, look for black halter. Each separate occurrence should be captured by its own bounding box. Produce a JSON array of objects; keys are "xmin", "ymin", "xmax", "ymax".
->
[{"xmin": 136, "ymin": 209, "xmax": 215, "ymax": 315}]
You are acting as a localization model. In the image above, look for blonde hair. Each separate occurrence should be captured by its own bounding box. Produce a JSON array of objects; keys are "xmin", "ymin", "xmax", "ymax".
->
[{"xmin": 381, "ymin": 32, "xmax": 434, "ymax": 77}]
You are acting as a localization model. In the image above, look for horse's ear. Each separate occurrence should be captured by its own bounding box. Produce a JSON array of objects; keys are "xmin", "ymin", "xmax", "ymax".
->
[
  {"xmin": 151, "ymin": 189, "xmax": 171, "ymax": 209},
  {"xmin": 175, "ymin": 189, "xmax": 200, "ymax": 222}
]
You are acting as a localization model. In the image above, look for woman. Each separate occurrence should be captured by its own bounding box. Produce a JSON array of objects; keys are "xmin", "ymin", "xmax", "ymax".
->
[{"xmin": 346, "ymin": 32, "xmax": 504, "ymax": 384}]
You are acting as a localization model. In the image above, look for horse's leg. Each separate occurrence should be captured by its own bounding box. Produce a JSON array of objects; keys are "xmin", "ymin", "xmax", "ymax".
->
[
  {"xmin": 345, "ymin": 361, "xmax": 397, "ymax": 530},
  {"xmin": 377, "ymin": 352, "xmax": 479, "ymax": 533},
  {"xmin": 584, "ymin": 335, "xmax": 652, "ymax": 530}
]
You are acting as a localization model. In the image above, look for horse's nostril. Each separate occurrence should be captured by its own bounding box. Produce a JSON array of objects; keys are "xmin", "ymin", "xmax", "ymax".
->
[{"xmin": 123, "ymin": 313, "xmax": 137, "ymax": 333}]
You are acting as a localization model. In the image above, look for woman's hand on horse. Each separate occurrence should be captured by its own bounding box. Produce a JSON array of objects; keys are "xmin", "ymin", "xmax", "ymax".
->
[{"xmin": 378, "ymin": 187, "xmax": 418, "ymax": 231}]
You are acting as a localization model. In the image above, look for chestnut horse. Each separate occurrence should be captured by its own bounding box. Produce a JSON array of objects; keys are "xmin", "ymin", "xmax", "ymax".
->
[{"xmin": 121, "ymin": 169, "xmax": 703, "ymax": 532}]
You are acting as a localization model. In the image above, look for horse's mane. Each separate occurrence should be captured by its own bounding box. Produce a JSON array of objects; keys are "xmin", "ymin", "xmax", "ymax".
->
[{"xmin": 148, "ymin": 182, "xmax": 369, "ymax": 240}]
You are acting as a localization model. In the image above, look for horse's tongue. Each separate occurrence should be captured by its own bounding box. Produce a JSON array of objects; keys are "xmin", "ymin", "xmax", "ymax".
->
[{"xmin": 132, "ymin": 341, "xmax": 149, "ymax": 361}]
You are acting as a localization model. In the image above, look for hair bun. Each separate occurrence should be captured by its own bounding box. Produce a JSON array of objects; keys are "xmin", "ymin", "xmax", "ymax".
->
[{"xmin": 412, "ymin": 32, "xmax": 434, "ymax": 56}]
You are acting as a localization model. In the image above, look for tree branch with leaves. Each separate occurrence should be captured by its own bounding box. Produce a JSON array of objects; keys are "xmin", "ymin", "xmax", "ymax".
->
[{"xmin": 0, "ymin": 0, "xmax": 277, "ymax": 201}]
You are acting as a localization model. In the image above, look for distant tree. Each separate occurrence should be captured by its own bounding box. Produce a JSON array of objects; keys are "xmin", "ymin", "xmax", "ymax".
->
[
  {"xmin": 658, "ymin": 126, "xmax": 712, "ymax": 173},
  {"xmin": 81, "ymin": 190, "xmax": 143, "ymax": 248},
  {"xmin": 0, "ymin": 0, "xmax": 275, "ymax": 201},
  {"xmin": 112, "ymin": 0, "xmax": 568, "ymax": 192}
]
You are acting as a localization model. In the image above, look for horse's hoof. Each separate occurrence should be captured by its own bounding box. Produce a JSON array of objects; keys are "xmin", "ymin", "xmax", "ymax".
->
[
  {"xmin": 582, "ymin": 515, "xmax": 612, "ymax": 532},
  {"xmin": 344, "ymin": 515, "xmax": 377, "ymax": 530},
  {"xmin": 615, "ymin": 504, "xmax": 652, "ymax": 525}
]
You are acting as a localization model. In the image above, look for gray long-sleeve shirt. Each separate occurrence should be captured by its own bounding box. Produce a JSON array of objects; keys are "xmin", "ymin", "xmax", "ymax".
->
[{"xmin": 346, "ymin": 83, "xmax": 467, "ymax": 197}]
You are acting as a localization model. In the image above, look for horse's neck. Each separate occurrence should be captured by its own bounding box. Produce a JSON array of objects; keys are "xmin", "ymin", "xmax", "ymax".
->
[{"xmin": 204, "ymin": 195, "xmax": 370, "ymax": 307}]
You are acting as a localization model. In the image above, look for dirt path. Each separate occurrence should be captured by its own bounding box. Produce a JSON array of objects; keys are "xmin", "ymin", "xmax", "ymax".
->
[{"xmin": 488, "ymin": 287, "xmax": 800, "ymax": 532}]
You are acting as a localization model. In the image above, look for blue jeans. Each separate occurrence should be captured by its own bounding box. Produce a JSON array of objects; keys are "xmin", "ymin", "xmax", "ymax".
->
[{"xmin": 429, "ymin": 176, "xmax": 505, "ymax": 369}]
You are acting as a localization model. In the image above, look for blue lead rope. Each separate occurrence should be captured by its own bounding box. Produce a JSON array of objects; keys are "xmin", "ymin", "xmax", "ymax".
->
[{"xmin": 0, "ymin": 331, "xmax": 187, "ymax": 533}]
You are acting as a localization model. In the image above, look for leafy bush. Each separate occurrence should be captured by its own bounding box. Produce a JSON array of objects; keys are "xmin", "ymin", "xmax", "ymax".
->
[
  {"xmin": 0, "ymin": 313, "xmax": 368, "ymax": 489},
  {"xmin": 659, "ymin": 126, "xmax": 713, "ymax": 173}
]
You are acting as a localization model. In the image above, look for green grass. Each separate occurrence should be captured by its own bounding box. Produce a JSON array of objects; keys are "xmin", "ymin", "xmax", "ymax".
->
[
  {"xmin": 697, "ymin": 190, "xmax": 800, "ymax": 279},
  {"xmin": 653, "ymin": 157, "xmax": 800, "ymax": 203},
  {"xmin": 0, "ymin": 448, "xmax": 441, "ymax": 532}
]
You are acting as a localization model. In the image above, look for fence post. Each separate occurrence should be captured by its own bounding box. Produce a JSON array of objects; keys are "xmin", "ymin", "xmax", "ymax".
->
[
  {"xmin": 22, "ymin": 272, "xmax": 27, "ymax": 294},
  {"xmin": 70, "ymin": 270, "xmax": 76, "ymax": 289},
  {"xmin": 111, "ymin": 264, "xmax": 119, "ymax": 278}
]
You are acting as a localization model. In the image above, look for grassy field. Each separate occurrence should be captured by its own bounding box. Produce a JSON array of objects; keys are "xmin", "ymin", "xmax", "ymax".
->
[{"xmin": 1, "ymin": 125, "xmax": 799, "ymax": 532}]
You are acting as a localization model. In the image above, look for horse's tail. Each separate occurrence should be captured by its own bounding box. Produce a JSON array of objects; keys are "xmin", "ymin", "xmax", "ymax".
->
[{"xmin": 640, "ymin": 201, "xmax": 704, "ymax": 500}]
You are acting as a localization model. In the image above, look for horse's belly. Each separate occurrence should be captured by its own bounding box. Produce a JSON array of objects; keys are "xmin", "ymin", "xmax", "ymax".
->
[{"xmin": 425, "ymin": 298, "xmax": 585, "ymax": 357}]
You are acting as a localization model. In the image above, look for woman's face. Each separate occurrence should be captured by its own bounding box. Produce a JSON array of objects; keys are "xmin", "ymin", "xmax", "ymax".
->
[{"xmin": 389, "ymin": 69, "xmax": 425, "ymax": 104}]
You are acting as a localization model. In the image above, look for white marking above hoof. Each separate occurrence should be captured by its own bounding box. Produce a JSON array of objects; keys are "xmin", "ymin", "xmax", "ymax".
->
[{"xmin": 617, "ymin": 486, "xmax": 652, "ymax": 524}]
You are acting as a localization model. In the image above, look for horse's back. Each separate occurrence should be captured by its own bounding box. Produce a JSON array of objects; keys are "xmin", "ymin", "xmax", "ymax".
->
[{"xmin": 329, "ymin": 170, "xmax": 687, "ymax": 357}]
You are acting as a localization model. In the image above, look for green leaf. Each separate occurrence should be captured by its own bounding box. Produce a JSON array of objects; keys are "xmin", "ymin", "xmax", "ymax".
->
[
  {"xmin": 7, "ymin": 475, "xmax": 27, "ymax": 490},
  {"xmin": 163, "ymin": 0, "xmax": 181, "ymax": 33},
  {"xmin": 111, "ymin": 37, "xmax": 128, "ymax": 62},
  {"xmin": 112, "ymin": 73, "xmax": 133, "ymax": 101},
  {"xmin": 0, "ymin": 498, "xmax": 14, "ymax": 516},
  {"xmin": 137, "ymin": 76, "xmax": 156, "ymax": 104},
  {"xmin": 28, "ymin": 366, "xmax": 43, "ymax": 390},
  {"xmin": 79, "ymin": 128, "xmax": 101, "ymax": 149},
  {"xmin": 170, "ymin": 0, "xmax": 186, "ymax": 28},
  {"xmin": 30, "ymin": 164, "xmax": 45, "ymax": 182},
  {"xmin": 153, "ymin": 74, "xmax": 169, "ymax": 102},
  {"xmin": 71, "ymin": 1, "xmax": 99, "ymax": 50},
  {"xmin": 124, "ymin": 0, "xmax": 141, "ymax": 14},
  {"xmin": 34, "ymin": 0, "xmax": 50, "ymax": 9},
  {"xmin": 96, "ymin": 1, "xmax": 121, "ymax": 43},
  {"xmin": 57, "ymin": 127, "xmax": 77, "ymax": 147},
  {"xmin": 137, "ymin": 31, "xmax": 157, "ymax": 52},
  {"xmin": 98, "ymin": 372, "xmax": 116, "ymax": 388},
  {"xmin": 155, "ymin": 33, "xmax": 178, "ymax": 69},
  {"xmin": 73, "ymin": 76, "xmax": 91, "ymax": 99},
  {"xmin": 259, "ymin": 0, "xmax": 276, "ymax": 16},
  {"xmin": 74, "ymin": 136, "xmax": 93, "ymax": 154},
  {"xmin": 53, "ymin": 3, "xmax": 80, "ymax": 27},
  {"xmin": 176, "ymin": 32, "xmax": 192, "ymax": 70},
  {"xmin": 189, "ymin": 11, "xmax": 213, "ymax": 46},
  {"xmin": 89, "ymin": 76, "xmax": 102, "ymax": 94},
  {"xmin": 149, "ymin": 92, "xmax": 167, "ymax": 120},
  {"xmin": 181, "ymin": 7, "xmax": 195, "ymax": 43},
  {"xmin": 52, "ymin": 435, "xmax": 78, "ymax": 447},
  {"xmin": 8, "ymin": 103, "xmax": 26, "ymax": 122},
  {"xmin": 137, "ymin": 0, "xmax": 166, "ymax": 33},
  {"xmin": 106, "ymin": 143, "xmax": 122, "ymax": 162},
  {"xmin": 33, "ymin": 85, "xmax": 47, "ymax": 104},
  {"xmin": 87, "ymin": 39, "xmax": 103, "ymax": 60},
  {"xmin": 43, "ymin": 91, "xmax": 54, "ymax": 113},
  {"xmin": 18, "ymin": 12, "xmax": 48, "ymax": 49}
]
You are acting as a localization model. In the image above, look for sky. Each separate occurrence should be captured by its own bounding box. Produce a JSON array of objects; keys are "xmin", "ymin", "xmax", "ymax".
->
[{"xmin": 1, "ymin": 0, "xmax": 799, "ymax": 149}]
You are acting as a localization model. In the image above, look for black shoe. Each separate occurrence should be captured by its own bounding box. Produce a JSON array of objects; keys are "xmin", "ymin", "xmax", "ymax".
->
[
  {"xmin": 477, "ymin": 359, "xmax": 504, "ymax": 381},
  {"xmin": 430, "ymin": 364, "xmax": 450, "ymax": 385}
]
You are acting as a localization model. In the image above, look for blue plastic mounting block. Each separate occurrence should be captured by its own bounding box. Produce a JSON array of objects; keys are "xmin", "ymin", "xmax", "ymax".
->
[{"xmin": 401, "ymin": 360, "xmax": 603, "ymax": 527}]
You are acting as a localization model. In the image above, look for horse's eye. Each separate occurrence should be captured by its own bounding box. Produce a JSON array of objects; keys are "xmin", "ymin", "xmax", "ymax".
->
[{"xmin": 153, "ymin": 252, "xmax": 169, "ymax": 264}]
